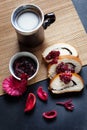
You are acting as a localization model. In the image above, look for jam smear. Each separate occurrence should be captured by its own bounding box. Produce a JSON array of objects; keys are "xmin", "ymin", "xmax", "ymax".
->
[
  {"xmin": 56, "ymin": 99, "xmax": 74, "ymax": 111},
  {"xmin": 46, "ymin": 50, "xmax": 60, "ymax": 61},
  {"xmin": 13, "ymin": 56, "xmax": 37, "ymax": 79},
  {"xmin": 50, "ymin": 57, "xmax": 58, "ymax": 64},
  {"xmin": 59, "ymin": 72, "xmax": 72, "ymax": 84},
  {"xmin": 56, "ymin": 62, "xmax": 75, "ymax": 74}
]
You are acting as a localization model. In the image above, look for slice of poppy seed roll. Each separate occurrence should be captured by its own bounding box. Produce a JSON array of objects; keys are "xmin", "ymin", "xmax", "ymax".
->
[
  {"xmin": 42, "ymin": 43, "xmax": 79, "ymax": 63},
  {"xmin": 49, "ymin": 73, "xmax": 84, "ymax": 94},
  {"xmin": 48, "ymin": 55, "xmax": 82, "ymax": 79}
]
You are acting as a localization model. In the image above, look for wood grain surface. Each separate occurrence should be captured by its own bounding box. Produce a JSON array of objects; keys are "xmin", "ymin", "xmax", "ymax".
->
[{"xmin": 0, "ymin": 0, "xmax": 87, "ymax": 95}]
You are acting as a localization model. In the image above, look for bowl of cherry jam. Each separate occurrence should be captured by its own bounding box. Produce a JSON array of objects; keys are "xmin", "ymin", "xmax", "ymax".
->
[{"xmin": 9, "ymin": 52, "xmax": 39, "ymax": 80}]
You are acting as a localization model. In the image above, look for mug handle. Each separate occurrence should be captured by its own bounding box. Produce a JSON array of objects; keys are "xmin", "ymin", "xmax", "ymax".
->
[{"xmin": 43, "ymin": 12, "xmax": 56, "ymax": 29}]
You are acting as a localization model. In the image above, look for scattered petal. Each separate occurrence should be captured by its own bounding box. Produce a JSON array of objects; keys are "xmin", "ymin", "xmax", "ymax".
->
[
  {"xmin": 37, "ymin": 86, "xmax": 48, "ymax": 101},
  {"xmin": 24, "ymin": 93, "xmax": 36, "ymax": 112},
  {"xmin": 56, "ymin": 99, "xmax": 74, "ymax": 111},
  {"xmin": 42, "ymin": 110, "xmax": 57, "ymax": 119}
]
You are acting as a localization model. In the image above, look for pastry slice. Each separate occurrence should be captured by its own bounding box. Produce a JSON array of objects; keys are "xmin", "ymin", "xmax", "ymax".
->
[
  {"xmin": 49, "ymin": 73, "xmax": 84, "ymax": 94},
  {"xmin": 42, "ymin": 43, "xmax": 79, "ymax": 63},
  {"xmin": 48, "ymin": 55, "xmax": 82, "ymax": 79}
]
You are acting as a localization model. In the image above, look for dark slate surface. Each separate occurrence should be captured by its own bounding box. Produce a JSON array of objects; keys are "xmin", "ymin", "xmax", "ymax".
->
[
  {"xmin": 72, "ymin": 0, "xmax": 87, "ymax": 32},
  {"xmin": 0, "ymin": 65, "xmax": 87, "ymax": 130}
]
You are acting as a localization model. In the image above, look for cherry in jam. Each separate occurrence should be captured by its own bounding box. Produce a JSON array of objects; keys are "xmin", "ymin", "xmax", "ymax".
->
[
  {"xmin": 46, "ymin": 51, "xmax": 60, "ymax": 60},
  {"xmin": 13, "ymin": 56, "xmax": 37, "ymax": 79},
  {"xmin": 59, "ymin": 72, "xmax": 72, "ymax": 84},
  {"xmin": 56, "ymin": 62, "xmax": 75, "ymax": 74}
]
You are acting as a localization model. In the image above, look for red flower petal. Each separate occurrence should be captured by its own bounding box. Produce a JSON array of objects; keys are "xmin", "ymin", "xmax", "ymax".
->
[
  {"xmin": 56, "ymin": 99, "xmax": 74, "ymax": 111},
  {"xmin": 42, "ymin": 110, "xmax": 57, "ymax": 119},
  {"xmin": 24, "ymin": 93, "xmax": 36, "ymax": 112},
  {"xmin": 2, "ymin": 76, "xmax": 27, "ymax": 96},
  {"xmin": 37, "ymin": 86, "xmax": 48, "ymax": 101}
]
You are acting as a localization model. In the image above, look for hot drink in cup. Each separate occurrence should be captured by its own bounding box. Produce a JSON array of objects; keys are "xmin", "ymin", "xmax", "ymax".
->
[
  {"xmin": 11, "ymin": 4, "xmax": 56, "ymax": 47},
  {"xmin": 16, "ymin": 12, "xmax": 41, "ymax": 31}
]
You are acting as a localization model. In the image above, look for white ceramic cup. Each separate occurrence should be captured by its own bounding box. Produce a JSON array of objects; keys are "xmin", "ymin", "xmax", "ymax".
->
[{"xmin": 9, "ymin": 52, "xmax": 39, "ymax": 80}]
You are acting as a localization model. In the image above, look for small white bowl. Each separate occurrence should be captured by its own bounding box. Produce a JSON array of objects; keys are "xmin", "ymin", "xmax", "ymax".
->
[{"xmin": 9, "ymin": 52, "xmax": 39, "ymax": 80}]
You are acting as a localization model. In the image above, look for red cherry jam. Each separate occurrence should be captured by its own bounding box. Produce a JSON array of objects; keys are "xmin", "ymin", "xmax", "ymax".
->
[
  {"xmin": 56, "ymin": 62, "xmax": 75, "ymax": 74},
  {"xmin": 46, "ymin": 51, "xmax": 60, "ymax": 60},
  {"xmin": 13, "ymin": 56, "xmax": 37, "ymax": 79},
  {"xmin": 59, "ymin": 72, "xmax": 72, "ymax": 84}
]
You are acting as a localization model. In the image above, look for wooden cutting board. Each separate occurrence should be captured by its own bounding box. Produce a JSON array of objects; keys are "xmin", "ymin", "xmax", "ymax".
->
[{"xmin": 0, "ymin": 0, "xmax": 87, "ymax": 95}]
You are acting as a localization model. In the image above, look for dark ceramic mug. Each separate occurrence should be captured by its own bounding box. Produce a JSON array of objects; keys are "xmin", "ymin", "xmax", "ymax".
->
[{"xmin": 11, "ymin": 4, "xmax": 56, "ymax": 47}]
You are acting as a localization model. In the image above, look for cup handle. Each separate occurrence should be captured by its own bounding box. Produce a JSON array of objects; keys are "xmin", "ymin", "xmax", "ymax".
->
[{"xmin": 43, "ymin": 12, "xmax": 56, "ymax": 29}]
